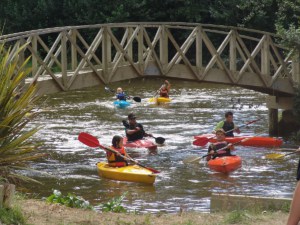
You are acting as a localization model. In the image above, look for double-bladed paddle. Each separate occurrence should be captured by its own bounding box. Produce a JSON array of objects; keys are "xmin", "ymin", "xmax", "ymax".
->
[
  {"xmin": 265, "ymin": 148, "xmax": 300, "ymax": 159},
  {"xmin": 184, "ymin": 131, "xmax": 266, "ymax": 164},
  {"xmin": 193, "ymin": 118, "xmax": 262, "ymax": 146},
  {"xmin": 104, "ymin": 86, "xmax": 141, "ymax": 103},
  {"xmin": 78, "ymin": 132, "xmax": 160, "ymax": 174}
]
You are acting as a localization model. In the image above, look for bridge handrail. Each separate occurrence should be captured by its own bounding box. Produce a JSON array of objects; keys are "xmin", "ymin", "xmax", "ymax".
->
[{"xmin": 0, "ymin": 22, "xmax": 283, "ymax": 44}]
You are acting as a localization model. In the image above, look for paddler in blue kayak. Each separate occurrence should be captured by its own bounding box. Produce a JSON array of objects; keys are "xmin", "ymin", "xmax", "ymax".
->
[
  {"xmin": 116, "ymin": 87, "xmax": 128, "ymax": 101},
  {"xmin": 207, "ymin": 129, "xmax": 234, "ymax": 161},
  {"xmin": 106, "ymin": 135, "xmax": 129, "ymax": 167},
  {"xmin": 123, "ymin": 113, "xmax": 153, "ymax": 142},
  {"xmin": 159, "ymin": 80, "xmax": 171, "ymax": 98},
  {"xmin": 214, "ymin": 111, "xmax": 240, "ymax": 137}
]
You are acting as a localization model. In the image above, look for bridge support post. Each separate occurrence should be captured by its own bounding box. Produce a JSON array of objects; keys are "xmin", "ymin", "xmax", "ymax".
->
[
  {"xmin": 196, "ymin": 26, "xmax": 202, "ymax": 74},
  {"xmin": 71, "ymin": 30, "xmax": 77, "ymax": 71},
  {"xmin": 160, "ymin": 25, "xmax": 168, "ymax": 74},
  {"xmin": 292, "ymin": 52, "xmax": 300, "ymax": 84},
  {"xmin": 32, "ymin": 35, "xmax": 38, "ymax": 76},
  {"xmin": 61, "ymin": 31, "xmax": 68, "ymax": 87},
  {"xmin": 268, "ymin": 108, "xmax": 278, "ymax": 136}
]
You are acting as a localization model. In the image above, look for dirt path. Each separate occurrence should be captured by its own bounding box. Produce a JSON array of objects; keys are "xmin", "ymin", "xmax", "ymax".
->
[{"xmin": 20, "ymin": 199, "xmax": 289, "ymax": 225}]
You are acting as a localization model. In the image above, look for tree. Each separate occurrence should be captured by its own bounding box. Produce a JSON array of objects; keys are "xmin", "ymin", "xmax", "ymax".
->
[{"xmin": 0, "ymin": 43, "xmax": 46, "ymax": 184}]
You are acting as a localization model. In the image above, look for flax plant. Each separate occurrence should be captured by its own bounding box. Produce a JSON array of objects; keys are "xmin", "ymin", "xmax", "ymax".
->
[{"xmin": 0, "ymin": 42, "xmax": 45, "ymax": 184}]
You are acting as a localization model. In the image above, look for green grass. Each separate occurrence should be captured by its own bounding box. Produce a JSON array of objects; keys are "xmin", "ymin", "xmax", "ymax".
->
[{"xmin": 0, "ymin": 206, "xmax": 27, "ymax": 225}]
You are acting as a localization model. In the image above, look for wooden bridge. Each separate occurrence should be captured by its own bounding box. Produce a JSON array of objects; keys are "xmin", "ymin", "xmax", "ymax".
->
[{"xmin": 1, "ymin": 22, "xmax": 298, "ymax": 110}]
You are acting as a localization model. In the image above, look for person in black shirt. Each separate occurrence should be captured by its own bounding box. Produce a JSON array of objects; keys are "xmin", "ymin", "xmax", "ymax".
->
[
  {"xmin": 123, "ymin": 113, "xmax": 153, "ymax": 142},
  {"xmin": 287, "ymin": 149, "xmax": 300, "ymax": 225}
]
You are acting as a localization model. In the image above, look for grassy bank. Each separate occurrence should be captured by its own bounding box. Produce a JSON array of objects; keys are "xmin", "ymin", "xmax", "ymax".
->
[{"xmin": 0, "ymin": 198, "xmax": 289, "ymax": 225}]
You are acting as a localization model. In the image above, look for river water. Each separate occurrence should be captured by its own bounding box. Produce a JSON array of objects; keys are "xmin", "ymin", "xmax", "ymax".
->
[{"xmin": 26, "ymin": 79, "xmax": 298, "ymax": 213}]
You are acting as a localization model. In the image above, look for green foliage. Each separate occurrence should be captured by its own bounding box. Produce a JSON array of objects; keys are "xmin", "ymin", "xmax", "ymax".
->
[
  {"xmin": 100, "ymin": 191, "xmax": 128, "ymax": 213},
  {"xmin": 224, "ymin": 210, "xmax": 251, "ymax": 224},
  {"xmin": 0, "ymin": 43, "xmax": 46, "ymax": 185},
  {"xmin": 0, "ymin": 206, "xmax": 26, "ymax": 225},
  {"xmin": 46, "ymin": 190, "xmax": 94, "ymax": 210}
]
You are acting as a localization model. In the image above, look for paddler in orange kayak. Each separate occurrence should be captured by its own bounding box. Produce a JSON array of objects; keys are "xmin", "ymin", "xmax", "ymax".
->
[
  {"xmin": 214, "ymin": 111, "xmax": 240, "ymax": 137},
  {"xmin": 207, "ymin": 129, "xmax": 234, "ymax": 161},
  {"xmin": 159, "ymin": 80, "xmax": 171, "ymax": 98},
  {"xmin": 106, "ymin": 135, "xmax": 129, "ymax": 167}
]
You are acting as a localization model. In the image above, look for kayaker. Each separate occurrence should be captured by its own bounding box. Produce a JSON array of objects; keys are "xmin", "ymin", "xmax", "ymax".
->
[
  {"xmin": 287, "ymin": 147, "xmax": 300, "ymax": 225},
  {"xmin": 116, "ymin": 87, "xmax": 127, "ymax": 101},
  {"xmin": 214, "ymin": 111, "xmax": 240, "ymax": 137},
  {"xmin": 106, "ymin": 135, "xmax": 129, "ymax": 167},
  {"xmin": 159, "ymin": 80, "xmax": 171, "ymax": 98},
  {"xmin": 123, "ymin": 113, "xmax": 153, "ymax": 142},
  {"xmin": 207, "ymin": 128, "xmax": 234, "ymax": 161}
]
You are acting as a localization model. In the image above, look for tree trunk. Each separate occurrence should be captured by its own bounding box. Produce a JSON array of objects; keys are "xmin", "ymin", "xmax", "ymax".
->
[{"xmin": 3, "ymin": 183, "xmax": 15, "ymax": 208}]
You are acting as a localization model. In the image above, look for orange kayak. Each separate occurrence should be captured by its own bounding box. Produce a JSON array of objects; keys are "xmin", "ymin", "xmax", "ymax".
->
[
  {"xmin": 194, "ymin": 134, "xmax": 282, "ymax": 148},
  {"xmin": 208, "ymin": 156, "xmax": 242, "ymax": 173}
]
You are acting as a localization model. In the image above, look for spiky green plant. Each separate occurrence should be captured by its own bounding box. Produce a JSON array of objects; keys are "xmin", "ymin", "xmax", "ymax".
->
[{"xmin": 0, "ymin": 42, "xmax": 45, "ymax": 184}]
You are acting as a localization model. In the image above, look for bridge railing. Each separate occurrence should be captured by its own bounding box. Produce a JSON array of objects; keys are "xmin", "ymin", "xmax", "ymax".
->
[{"xmin": 0, "ymin": 23, "xmax": 297, "ymax": 95}]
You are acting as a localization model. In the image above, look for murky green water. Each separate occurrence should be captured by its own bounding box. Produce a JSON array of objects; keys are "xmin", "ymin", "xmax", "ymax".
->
[{"xmin": 26, "ymin": 79, "xmax": 298, "ymax": 213}]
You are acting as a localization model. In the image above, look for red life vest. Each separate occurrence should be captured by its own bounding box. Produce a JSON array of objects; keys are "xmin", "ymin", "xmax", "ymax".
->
[
  {"xmin": 160, "ymin": 89, "xmax": 169, "ymax": 98},
  {"xmin": 106, "ymin": 146, "xmax": 128, "ymax": 167}
]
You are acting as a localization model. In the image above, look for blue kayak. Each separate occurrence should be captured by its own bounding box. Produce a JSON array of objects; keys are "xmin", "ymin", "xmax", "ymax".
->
[{"xmin": 113, "ymin": 100, "xmax": 131, "ymax": 109}]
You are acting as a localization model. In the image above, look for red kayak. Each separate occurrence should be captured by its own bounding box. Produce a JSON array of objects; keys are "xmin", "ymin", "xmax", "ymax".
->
[
  {"xmin": 194, "ymin": 134, "xmax": 282, "ymax": 148},
  {"xmin": 123, "ymin": 138, "xmax": 157, "ymax": 150},
  {"xmin": 208, "ymin": 156, "xmax": 242, "ymax": 173}
]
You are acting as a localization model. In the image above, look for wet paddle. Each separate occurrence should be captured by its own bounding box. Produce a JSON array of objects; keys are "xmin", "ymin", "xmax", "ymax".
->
[
  {"xmin": 104, "ymin": 86, "xmax": 141, "ymax": 103},
  {"xmin": 184, "ymin": 131, "xmax": 265, "ymax": 164},
  {"xmin": 78, "ymin": 132, "xmax": 160, "ymax": 174},
  {"xmin": 265, "ymin": 148, "xmax": 300, "ymax": 159},
  {"xmin": 193, "ymin": 118, "xmax": 261, "ymax": 146}
]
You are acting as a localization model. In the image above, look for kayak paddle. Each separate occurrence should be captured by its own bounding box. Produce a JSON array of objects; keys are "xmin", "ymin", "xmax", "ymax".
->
[
  {"xmin": 265, "ymin": 149, "xmax": 300, "ymax": 159},
  {"xmin": 184, "ymin": 131, "xmax": 266, "ymax": 164},
  {"xmin": 104, "ymin": 86, "xmax": 141, "ymax": 103},
  {"xmin": 152, "ymin": 136, "xmax": 165, "ymax": 144},
  {"xmin": 78, "ymin": 132, "xmax": 160, "ymax": 174},
  {"xmin": 193, "ymin": 118, "xmax": 262, "ymax": 146}
]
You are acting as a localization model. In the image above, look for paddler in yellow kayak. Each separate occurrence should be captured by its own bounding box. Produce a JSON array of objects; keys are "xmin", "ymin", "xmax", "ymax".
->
[
  {"xmin": 159, "ymin": 80, "xmax": 171, "ymax": 98},
  {"xmin": 214, "ymin": 111, "xmax": 240, "ymax": 137},
  {"xmin": 207, "ymin": 129, "xmax": 234, "ymax": 161},
  {"xmin": 106, "ymin": 135, "xmax": 129, "ymax": 167},
  {"xmin": 123, "ymin": 113, "xmax": 153, "ymax": 142}
]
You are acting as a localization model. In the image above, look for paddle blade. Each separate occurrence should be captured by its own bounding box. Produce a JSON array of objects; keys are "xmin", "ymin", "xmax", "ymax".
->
[
  {"xmin": 155, "ymin": 137, "xmax": 165, "ymax": 144},
  {"xmin": 265, "ymin": 153, "xmax": 284, "ymax": 159},
  {"xmin": 78, "ymin": 132, "xmax": 100, "ymax": 148},
  {"xmin": 143, "ymin": 166, "xmax": 160, "ymax": 174},
  {"xmin": 104, "ymin": 86, "xmax": 114, "ymax": 93},
  {"xmin": 193, "ymin": 137, "xmax": 209, "ymax": 146},
  {"xmin": 133, "ymin": 97, "xmax": 141, "ymax": 102},
  {"xmin": 183, "ymin": 156, "xmax": 201, "ymax": 164}
]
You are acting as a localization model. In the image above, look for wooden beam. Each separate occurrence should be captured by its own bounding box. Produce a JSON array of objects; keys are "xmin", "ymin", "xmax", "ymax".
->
[
  {"xmin": 71, "ymin": 29, "xmax": 78, "ymax": 70},
  {"xmin": 61, "ymin": 31, "xmax": 68, "ymax": 87},
  {"xmin": 160, "ymin": 25, "xmax": 168, "ymax": 74}
]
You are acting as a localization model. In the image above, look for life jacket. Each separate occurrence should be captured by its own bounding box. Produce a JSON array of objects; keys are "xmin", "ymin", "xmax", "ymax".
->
[
  {"xmin": 126, "ymin": 123, "xmax": 145, "ymax": 142},
  {"xmin": 106, "ymin": 146, "xmax": 128, "ymax": 167},
  {"xmin": 207, "ymin": 141, "xmax": 231, "ymax": 161},
  {"xmin": 116, "ymin": 92, "xmax": 126, "ymax": 101},
  {"xmin": 160, "ymin": 89, "xmax": 169, "ymax": 98},
  {"xmin": 222, "ymin": 121, "xmax": 235, "ymax": 137}
]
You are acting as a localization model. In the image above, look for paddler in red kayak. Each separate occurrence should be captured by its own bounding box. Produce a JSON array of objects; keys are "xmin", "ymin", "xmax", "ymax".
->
[
  {"xmin": 106, "ymin": 135, "xmax": 129, "ymax": 167},
  {"xmin": 123, "ymin": 113, "xmax": 153, "ymax": 142},
  {"xmin": 214, "ymin": 111, "xmax": 240, "ymax": 137},
  {"xmin": 159, "ymin": 80, "xmax": 171, "ymax": 98},
  {"xmin": 207, "ymin": 129, "xmax": 234, "ymax": 161}
]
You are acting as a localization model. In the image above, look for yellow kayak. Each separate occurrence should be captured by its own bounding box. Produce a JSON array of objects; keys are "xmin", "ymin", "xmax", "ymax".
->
[
  {"xmin": 96, "ymin": 162, "xmax": 157, "ymax": 184},
  {"xmin": 149, "ymin": 97, "xmax": 171, "ymax": 104}
]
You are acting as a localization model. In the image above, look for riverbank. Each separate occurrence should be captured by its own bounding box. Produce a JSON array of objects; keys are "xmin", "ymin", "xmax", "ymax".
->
[{"xmin": 16, "ymin": 198, "xmax": 288, "ymax": 225}]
